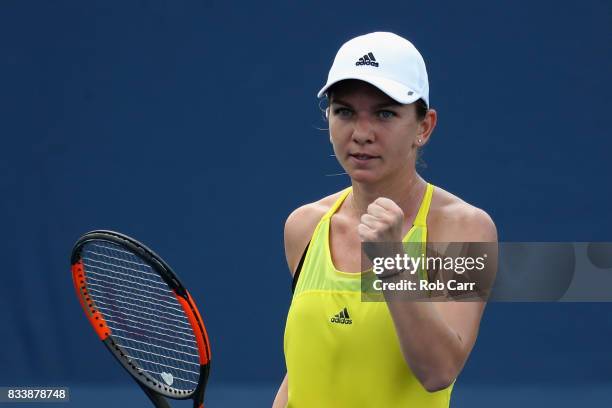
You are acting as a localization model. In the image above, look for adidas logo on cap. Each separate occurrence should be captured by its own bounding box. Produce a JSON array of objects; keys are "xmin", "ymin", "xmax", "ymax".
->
[
  {"xmin": 355, "ymin": 52, "xmax": 379, "ymax": 67},
  {"xmin": 330, "ymin": 307, "xmax": 352, "ymax": 325}
]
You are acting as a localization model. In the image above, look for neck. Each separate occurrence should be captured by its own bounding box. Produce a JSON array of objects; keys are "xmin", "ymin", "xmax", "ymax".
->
[{"xmin": 348, "ymin": 171, "xmax": 426, "ymax": 220}]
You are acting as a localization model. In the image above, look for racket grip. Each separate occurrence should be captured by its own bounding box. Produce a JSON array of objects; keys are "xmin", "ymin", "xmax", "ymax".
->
[{"xmin": 137, "ymin": 382, "xmax": 170, "ymax": 408}]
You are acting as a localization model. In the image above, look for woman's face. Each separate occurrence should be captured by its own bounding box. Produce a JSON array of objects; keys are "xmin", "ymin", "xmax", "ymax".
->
[{"xmin": 328, "ymin": 80, "xmax": 425, "ymax": 184}]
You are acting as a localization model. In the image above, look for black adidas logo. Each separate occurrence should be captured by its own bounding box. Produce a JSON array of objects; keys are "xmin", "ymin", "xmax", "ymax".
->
[
  {"xmin": 355, "ymin": 52, "xmax": 379, "ymax": 67},
  {"xmin": 330, "ymin": 307, "xmax": 352, "ymax": 325}
]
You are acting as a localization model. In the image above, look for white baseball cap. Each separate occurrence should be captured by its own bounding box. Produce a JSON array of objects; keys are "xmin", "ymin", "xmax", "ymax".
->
[{"xmin": 317, "ymin": 32, "xmax": 430, "ymax": 107}]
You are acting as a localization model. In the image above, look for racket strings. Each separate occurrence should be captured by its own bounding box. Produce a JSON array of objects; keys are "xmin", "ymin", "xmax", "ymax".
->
[{"xmin": 82, "ymin": 241, "xmax": 201, "ymax": 391}]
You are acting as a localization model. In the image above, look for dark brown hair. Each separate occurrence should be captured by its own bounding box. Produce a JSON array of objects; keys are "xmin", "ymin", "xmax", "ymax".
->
[{"xmin": 413, "ymin": 98, "xmax": 428, "ymax": 122}]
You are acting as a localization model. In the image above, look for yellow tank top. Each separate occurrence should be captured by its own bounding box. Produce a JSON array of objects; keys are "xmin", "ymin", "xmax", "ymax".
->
[{"xmin": 283, "ymin": 183, "xmax": 453, "ymax": 407}]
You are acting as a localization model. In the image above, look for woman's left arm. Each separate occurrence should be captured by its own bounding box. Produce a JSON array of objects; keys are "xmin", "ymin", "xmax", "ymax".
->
[{"xmin": 364, "ymin": 202, "xmax": 497, "ymax": 392}]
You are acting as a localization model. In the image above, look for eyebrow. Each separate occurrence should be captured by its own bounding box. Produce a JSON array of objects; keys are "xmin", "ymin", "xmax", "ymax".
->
[{"xmin": 331, "ymin": 98, "xmax": 402, "ymax": 109}]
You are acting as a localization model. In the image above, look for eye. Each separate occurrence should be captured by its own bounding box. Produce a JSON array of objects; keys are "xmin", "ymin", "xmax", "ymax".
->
[
  {"xmin": 333, "ymin": 107, "xmax": 353, "ymax": 118},
  {"xmin": 377, "ymin": 110, "xmax": 396, "ymax": 119}
]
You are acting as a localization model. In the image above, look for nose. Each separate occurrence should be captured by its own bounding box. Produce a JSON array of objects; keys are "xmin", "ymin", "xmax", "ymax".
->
[{"xmin": 351, "ymin": 115, "xmax": 375, "ymax": 145}]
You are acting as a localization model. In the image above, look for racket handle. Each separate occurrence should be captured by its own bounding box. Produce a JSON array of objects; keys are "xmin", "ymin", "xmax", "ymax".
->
[{"xmin": 137, "ymin": 382, "xmax": 170, "ymax": 408}]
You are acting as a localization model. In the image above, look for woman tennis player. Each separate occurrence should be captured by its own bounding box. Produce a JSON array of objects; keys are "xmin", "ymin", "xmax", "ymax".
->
[{"xmin": 273, "ymin": 32, "xmax": 497, "ymax": 407}]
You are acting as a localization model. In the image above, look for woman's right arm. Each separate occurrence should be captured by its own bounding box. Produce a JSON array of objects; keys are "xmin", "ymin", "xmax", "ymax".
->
[
  {"xmin": 284, "ymin": 204, "xmax": 325, "ymax": 275},
  {"xmin": 272, "ymin": 373, "xmax": 288, "ymax": 408},
  {"xmin": 272, "ymin": 201, "xmax": 331, "ymax": 408}
]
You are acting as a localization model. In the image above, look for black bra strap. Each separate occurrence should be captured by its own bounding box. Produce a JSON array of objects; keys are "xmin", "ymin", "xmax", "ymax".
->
[{"xmin": 291, "ymin": 241, "xmax": 310, "ymax": 294}]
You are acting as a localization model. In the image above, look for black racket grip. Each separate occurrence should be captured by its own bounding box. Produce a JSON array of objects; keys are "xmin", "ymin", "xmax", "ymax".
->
[{"xmin": 137, "ymin": 382, "xmax": 171, "ymax": 408}]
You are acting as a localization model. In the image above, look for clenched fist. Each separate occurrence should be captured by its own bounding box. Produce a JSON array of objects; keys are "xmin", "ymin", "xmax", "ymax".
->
[{"xmin": 358, "ymin": 198, "xmax": 405, "ymax": 263}]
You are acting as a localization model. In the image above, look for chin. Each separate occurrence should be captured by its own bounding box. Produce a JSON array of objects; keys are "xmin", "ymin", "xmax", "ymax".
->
[{"xmin": 348, "ymin": 169, "xmax": 385, "ymax": 184}]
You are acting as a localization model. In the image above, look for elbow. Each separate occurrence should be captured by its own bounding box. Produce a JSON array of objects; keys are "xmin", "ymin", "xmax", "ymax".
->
[
  {"xmin": 401, "ymin": 348, "xmax": 463, "ymax": 392},
  {"xmin": 421, "ymin": 372, "xmax": 456, "ymax": 393}
]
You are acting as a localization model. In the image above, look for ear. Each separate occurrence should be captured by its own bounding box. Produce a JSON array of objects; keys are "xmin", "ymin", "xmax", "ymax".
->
[
  {"xmin": 325, "ymin": 107, "xmax": 329, "ymax": 119},
  {"xmin": 415, "ymin": 109, "xmax": 437, "ymax": 147}
]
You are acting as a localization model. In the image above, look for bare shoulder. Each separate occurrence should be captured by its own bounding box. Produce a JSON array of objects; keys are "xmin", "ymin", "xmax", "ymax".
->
[
  {"xmin": 428, "ymin": 186, "xmax": 497, "ymax": 242},
  {"xmin": 284, "ymin": 190, "xmax": 346, "ymax": 276}
]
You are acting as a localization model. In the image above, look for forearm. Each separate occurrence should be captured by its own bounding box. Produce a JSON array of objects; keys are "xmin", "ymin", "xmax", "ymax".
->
[{"xmin": 381, "ymin": 275, "xmax": 464, "ymax": 391}]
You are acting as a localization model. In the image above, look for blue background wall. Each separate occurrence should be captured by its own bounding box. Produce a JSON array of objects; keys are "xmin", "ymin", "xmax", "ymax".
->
[{"xmin": 1, "ymin": 0, "xmax": 610, "ymax": 406}]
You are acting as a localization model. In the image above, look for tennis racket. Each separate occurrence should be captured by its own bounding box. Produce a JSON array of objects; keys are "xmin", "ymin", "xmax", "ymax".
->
[{"xmin": 71, "ymin": 230, "xmax": 211, "ymax": 408}]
